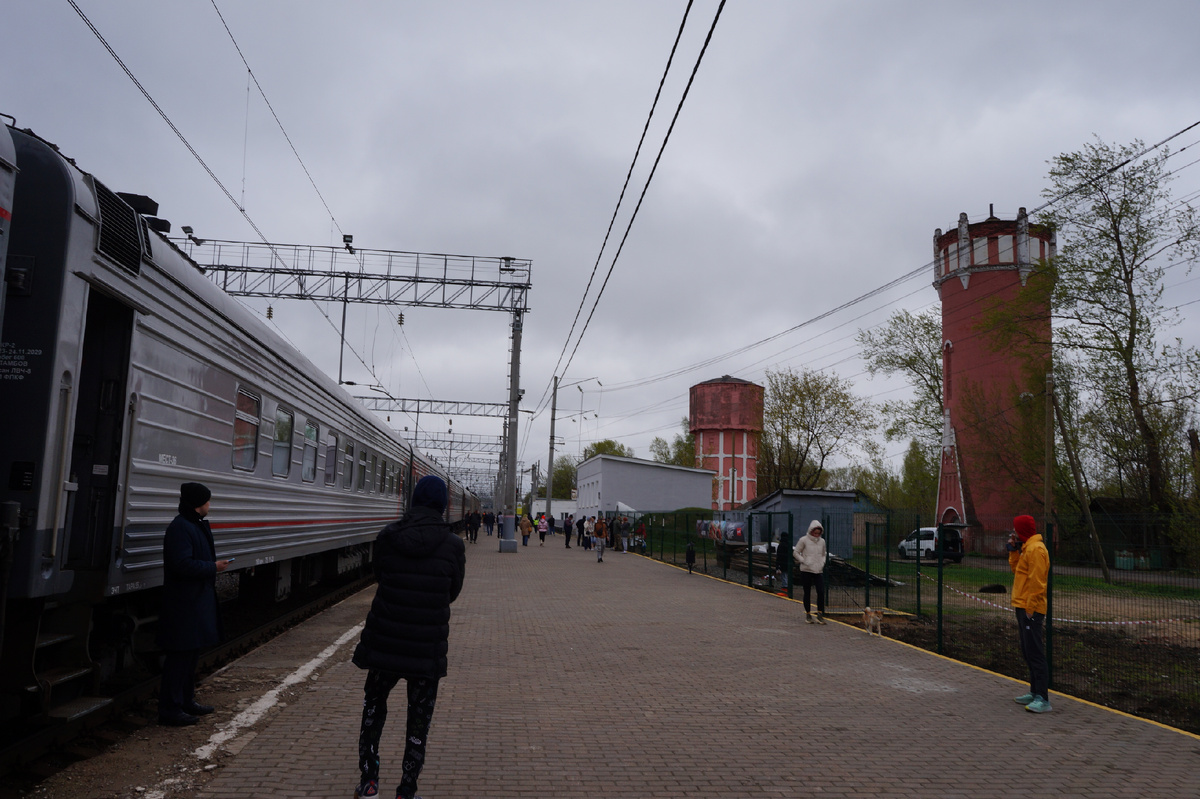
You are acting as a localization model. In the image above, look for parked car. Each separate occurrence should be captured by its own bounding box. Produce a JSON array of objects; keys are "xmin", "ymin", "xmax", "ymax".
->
[{"xmin": 897, "ymin": 527, "xmax": 964, "ymax": 563}]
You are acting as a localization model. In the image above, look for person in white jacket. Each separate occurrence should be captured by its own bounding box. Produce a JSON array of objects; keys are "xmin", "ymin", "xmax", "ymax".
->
[{"xmin": 793, "ymin": 520, "xmax": 828, "ymax": 624}]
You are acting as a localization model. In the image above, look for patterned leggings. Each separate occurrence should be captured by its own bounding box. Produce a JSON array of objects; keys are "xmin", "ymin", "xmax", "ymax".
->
[{"xmin": 359, "ymin": 670, "xmax": 439, "ymax": 799}]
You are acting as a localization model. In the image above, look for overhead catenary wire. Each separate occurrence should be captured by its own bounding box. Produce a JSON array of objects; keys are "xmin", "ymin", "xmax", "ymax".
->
[{"xmin": 68, "ymin": 0, "xmax": 397, "ymax": 399}]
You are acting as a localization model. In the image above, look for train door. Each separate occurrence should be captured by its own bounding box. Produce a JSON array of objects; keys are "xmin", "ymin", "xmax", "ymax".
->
[{"xmin": 64, "ymin": 289, "xmax": 133, "ymax": 572}]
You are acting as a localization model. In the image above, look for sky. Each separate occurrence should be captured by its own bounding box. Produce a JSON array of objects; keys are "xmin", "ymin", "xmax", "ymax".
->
[{"xmin": 6, "ymin": 1, "xmax": 1200, "ymax": 496}]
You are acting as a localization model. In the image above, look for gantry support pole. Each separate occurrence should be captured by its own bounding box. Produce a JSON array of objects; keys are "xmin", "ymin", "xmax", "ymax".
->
[{"xmin": 499, "ymin": 309, "xmax": 523, "ymax": 552}]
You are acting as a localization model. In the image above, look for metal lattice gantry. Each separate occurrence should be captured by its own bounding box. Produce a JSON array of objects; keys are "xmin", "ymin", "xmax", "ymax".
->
[
  {"xmin": 356, "ymin": 397, "xmax": 511, "ymax": 418},
  {"xmin": 180, "ymin": 237, "xmax": 531, "ymax": 526},
  {"xmin": 411, "ymin": 432, "xmax": 504, "ymax": 454},
  {"xmin": 182, "ymin": 239, "xmax": 531, "ymax": 313}
]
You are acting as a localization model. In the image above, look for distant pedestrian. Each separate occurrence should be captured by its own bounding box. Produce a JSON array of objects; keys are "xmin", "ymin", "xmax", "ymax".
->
[
  {"xmin": 351, "ymin": 475, "xmax": 466, "ymax": 799},
  {"xmin": 620, "ymin": 516, "xmax": 631, "ymax": 553},
  {"xmin": 519, "ymin": 514, "xmax": 533, "ymax": 546},
  {"xmin": 564, "ymin": 514, "xmax": 573, "ymax": 548},
  {"xmin": 793, "ymin": 520, "xmax": 827, "ymax": 624},
  {"xmin": 594, "ymin": 517, "xmax": 607, "ymax": 562},
  {"xmin": 537, "ymin": 515, "xmax": 548, "ymax": 546},
  {"xmin": 583, "ymin": 516, "xmax": 594, "ymax": 549},
  {"xmin": 685, "ymin": 540, "xmax": 696, "ymax": 574},
  {"xmin": 774, "ymin": 530, "xmax": 792, "ymax": 589},
  {"xmin": 484, "ymin": 510, "xmax": 495, "ymax": 536},
  {"xmin": 1009, "ymin": 514, "xmax": 1051, "ymax": 713},
  {"xmin": 634, "ymin": 519, "xmax": 646, "ymax": 553},
  {"xmin": 158, "ymin": 482, "xmax": 231, "ymax": 726}
]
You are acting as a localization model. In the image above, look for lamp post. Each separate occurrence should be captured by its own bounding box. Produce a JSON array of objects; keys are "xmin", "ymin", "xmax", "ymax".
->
[{"xmin": 547, "ymin": 377, "xmax": 599, "ymax": 521}]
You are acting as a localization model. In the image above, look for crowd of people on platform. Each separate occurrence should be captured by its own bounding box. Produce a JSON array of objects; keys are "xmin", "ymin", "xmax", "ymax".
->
[{"xmin": 498, "ymin": 509, "xmax": 645, "ymax": 562}]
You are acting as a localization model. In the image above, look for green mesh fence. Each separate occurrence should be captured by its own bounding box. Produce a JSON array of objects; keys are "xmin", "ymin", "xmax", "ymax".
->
[{"xmin": 639, "ymin": 507, "xmax": 1200, "ymax": 733}]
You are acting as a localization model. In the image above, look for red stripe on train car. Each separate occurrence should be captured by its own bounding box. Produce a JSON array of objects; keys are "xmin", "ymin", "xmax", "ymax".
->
[{"xmin": 209, "ymin": 516, "xmax": 394, "ymax": 530}]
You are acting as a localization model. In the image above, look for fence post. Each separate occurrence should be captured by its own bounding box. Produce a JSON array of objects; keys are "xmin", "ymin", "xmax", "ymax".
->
[
  {"xmin": 865, "ymin": 521, "xmax": 872, "ymax": 609},
  {"xmin": 747, "ymin": 515, "xmax": 755, "ymax": 588},
  {"xmin": 885, "ymin": 511, "xmax": 891, "ymax": 609},
  {"xmin": 1045, "ymin": 520, "xmax": 1054, "ymax": 690},
  {"xmin": 915, "ymin": 513, "xmax": 922, "ymax": 618},
  {"xmin": 936, "ymin": 521, "xmax": 945, "ymax": 655},
  {"xmin": 786, "ymin": 512, "xmax": 794, "ymax": 599}
]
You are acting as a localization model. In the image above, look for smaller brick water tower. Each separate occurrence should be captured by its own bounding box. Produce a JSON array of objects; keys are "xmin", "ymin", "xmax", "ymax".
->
[
  {"xmin": 690, "ymin": 376, "xmax": 764, "ymax": 510},
  {"xmin": 934, "ymin": 207, "xmax": 1053, "ymax": 543}
]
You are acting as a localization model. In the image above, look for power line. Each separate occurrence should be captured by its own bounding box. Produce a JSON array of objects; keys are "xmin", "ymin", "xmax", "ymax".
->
[
  {"xmin": 544, "ymin": 0, "xmax": 697, "ymax": 399},
  {"xmin": 208, "ymin": 0, "xmax": 345, "ymax": 236},
  {"xmin": 559, "ymin": 0, "xmax": 728, "ymax": 384},
  {"xmin": 68, "ymin": 0, "xmax": 392, "ymax": 398}
]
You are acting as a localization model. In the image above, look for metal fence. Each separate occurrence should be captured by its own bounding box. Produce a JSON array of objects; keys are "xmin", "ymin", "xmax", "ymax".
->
[{"xmin": 637, "ymin": 508, "xmax": 1200, "ymax": 733}]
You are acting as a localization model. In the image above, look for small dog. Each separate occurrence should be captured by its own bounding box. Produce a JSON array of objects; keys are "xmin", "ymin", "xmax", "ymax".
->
[{"xmin": 863, "ymin": 606, "xmax": 883, "ymax": 636}]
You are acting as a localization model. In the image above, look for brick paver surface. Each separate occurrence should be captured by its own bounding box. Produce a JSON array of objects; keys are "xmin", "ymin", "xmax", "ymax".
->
[{"xmin": 199, "ymin": 535, "xmax": 1200, "ymax": 798}]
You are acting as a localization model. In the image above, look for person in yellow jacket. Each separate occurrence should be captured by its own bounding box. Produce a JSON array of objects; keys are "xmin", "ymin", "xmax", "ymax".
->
[{"xmin": 1008, "ymin": 514, "xmax": 1051, "ymax": 713}]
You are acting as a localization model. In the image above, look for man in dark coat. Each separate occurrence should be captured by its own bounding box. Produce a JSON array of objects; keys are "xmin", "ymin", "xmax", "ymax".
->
[
  {"xmin": 158, "ymin": 482, "xmax": 231, "ymax": 726},
  {"xmin": 352, "ymin": 475, "xmax": 466, "ymax": 799}
]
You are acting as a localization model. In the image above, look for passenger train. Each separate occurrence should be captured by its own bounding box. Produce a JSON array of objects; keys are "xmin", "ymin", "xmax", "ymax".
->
[{"xmin": 0, "ymin": 123, "xmax": 477, "ymax": 727}]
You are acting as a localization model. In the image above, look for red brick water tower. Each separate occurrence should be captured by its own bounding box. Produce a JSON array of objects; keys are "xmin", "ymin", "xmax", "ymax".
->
[
  {"xmin": 934, "ymin": 207, "xmax": 1053, "ymax": 543},
  {"xmin": 690, "ymin": 376, "xmax": 763, "ymax": 510}
]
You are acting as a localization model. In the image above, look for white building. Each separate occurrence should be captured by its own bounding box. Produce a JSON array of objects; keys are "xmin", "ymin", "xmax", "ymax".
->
[
  {"xmin": 531, "ymin": 498, "xmax": 577, "ymax": 520},
  {"xmin": 576, "ymin": 454, "xmax": 715, "ymax": 516}
]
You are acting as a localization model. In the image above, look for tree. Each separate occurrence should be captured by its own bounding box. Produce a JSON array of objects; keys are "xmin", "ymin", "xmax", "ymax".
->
[
  {"xmin": 758, "ymin": 367, "xmax": 876, "ymax": 491},
  {"xmin": 1039, "ymin": 137, "xmax": 1200, "ymax": 514},
  {"xmin": 581, "ymin": 439, "xmax": 634, "ymax": 461},
  {"xmin": 857, "ymin": 308, "xmax": 944, "ymax": 454},
  {"xmin": 899, "ymin": 438, "xmax": 939, "ymax": 517},
  {"xmin": 536, "ymin": 456, "xmax": 578, "ymax": 500},
  {"xmin": 649, "ymin": 417, "xmax": 696, "ymax": 467}
]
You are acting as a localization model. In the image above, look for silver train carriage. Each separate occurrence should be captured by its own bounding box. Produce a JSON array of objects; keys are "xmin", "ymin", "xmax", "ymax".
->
[{"xmin": 0, "ymin": 123, "xmax": 477, "ymax": 724}]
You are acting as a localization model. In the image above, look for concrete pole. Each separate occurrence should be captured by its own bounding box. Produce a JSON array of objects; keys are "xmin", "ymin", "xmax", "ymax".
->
[
  {"xmin": 500, "ymin": 310, "xmax": 523, "ymax": 552},
  {"xmin": 546, "ymin": 375, "xmax": 558, "ymax": 522}
]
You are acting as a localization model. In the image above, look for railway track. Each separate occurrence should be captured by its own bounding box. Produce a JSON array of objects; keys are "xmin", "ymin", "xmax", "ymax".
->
[{"xmin": 0, "ymin": 574, "xmax": 374, "ymax": 776}]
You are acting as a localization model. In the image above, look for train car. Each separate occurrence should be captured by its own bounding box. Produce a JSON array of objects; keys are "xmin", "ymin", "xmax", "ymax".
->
[{"xmin": 0, "ymin": 124, "xmax": 475, "ymax": 726}]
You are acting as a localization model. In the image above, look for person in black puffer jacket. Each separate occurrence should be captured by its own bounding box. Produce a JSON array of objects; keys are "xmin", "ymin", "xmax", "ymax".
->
[{"xmin": 352, "ymin": 475, "xmax": 466, "ymax": 799}]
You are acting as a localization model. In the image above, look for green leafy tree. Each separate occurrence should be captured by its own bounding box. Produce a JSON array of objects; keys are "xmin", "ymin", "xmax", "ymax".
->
[
  {"xmin": 857, "ymin": 308, "xmax": 944, "ymax": 454},
  {"xmin": 536, "ymin": 455, "xmax": 578, "ymax": 500},
  {"xmin": 899, "ymin": 438, "xmax": 939, "ymax": 516},
  {"xmin": 581, "ymin": 439, "xmax": 634, "ymax": 461},
  {"xmin": 758, "ymin": 367, "xmax": 876, "ymax": 491},
  {"xmin": 649, "ymin": 417, "xmax": 696, "ymax": 467},
  {"xmin": 1039, "ymin": 137, "xmax": 1200, "ymax": 514}
]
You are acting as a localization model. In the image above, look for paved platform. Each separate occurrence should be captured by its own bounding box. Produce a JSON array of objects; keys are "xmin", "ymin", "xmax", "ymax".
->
[{"xmin": 198, "ymin": 534, "xmax": 1200, "ymax": 798}]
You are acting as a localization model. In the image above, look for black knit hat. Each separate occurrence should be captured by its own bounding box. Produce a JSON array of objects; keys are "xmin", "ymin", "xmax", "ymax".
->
[
  {"xmin": 412, "ymin": 475, "xmax": 448, "ymax": 513},
  {"xmin": 179, "ymin": 482, "xmax": 212, "ymax": 513}
]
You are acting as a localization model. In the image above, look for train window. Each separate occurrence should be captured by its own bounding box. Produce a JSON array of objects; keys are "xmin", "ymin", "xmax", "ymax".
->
[
  {"xmin": 233, "ymin": 389, "xmax": 260, "ymax": 471},
  {"xmin": 302, "ymin": 421, "xmax": 319, "ymax": 482},
  {"xmin": 357, "ymin": 450, "xmax": 367, "ymax": 492},
  {"xmin": 379, "ymin": 461, "xmax": 388, "ymax": 494},
  {"xmin": 324, "ymin": 431, "xmax": 339, "ymax": 486},
  {"xmin": 343, "ymin": 441, "xmax": 355, "ymax": 490},
  {"xmin": 272, "ymin": 407, "xmax": 294, "ymax": 477},
  {"xmin": 370, "ymin": 455, "xmax": 378, "ymax": 493}
]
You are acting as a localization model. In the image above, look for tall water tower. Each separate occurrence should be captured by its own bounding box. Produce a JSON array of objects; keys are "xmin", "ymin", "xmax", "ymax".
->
[
  {"xmin": 934, "ymin": 207, "xmax": 1053, "ymax": 541},
  {"xmin": 690, "ymin": 376, "xmax": 763, "ymax": 510}
]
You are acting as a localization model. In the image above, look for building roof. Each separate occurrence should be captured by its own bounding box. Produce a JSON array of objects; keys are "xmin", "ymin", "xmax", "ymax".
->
[
  {"xmin": 745, "ymin": 487, "xmax": 858, "ymax": 511},
  {"xmin": 694, "ymin": 374, "xmax": 756, "ymax": 386},
  {"xmin": 578, "ymin": 453, "xmax": 715, "ymax": 477}
]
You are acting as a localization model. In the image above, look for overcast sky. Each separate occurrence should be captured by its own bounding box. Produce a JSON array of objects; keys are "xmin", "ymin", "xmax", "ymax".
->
[{"xmin": 6, "ymin": 1, "xmax": 1200, "ymax": 491}]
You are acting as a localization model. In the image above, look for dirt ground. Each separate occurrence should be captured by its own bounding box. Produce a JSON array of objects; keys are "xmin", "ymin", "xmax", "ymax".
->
[
  {"xmin": 876, "ymin": 614, "xmax": 1200, "ymax": 734},
  {"xmin": 1, "ymin": 591, "xmax": 371, "ymax": 799}
]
